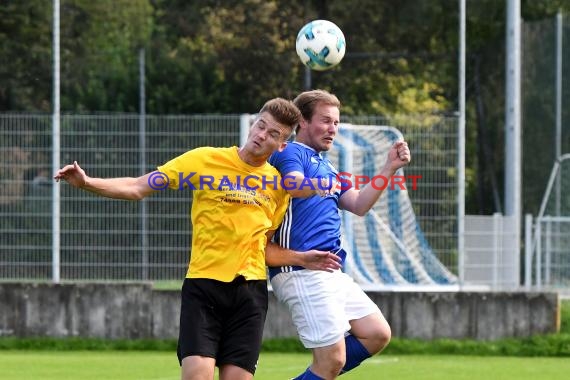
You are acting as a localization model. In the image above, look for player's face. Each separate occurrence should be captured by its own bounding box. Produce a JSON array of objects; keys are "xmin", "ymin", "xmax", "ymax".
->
[
  {"xmin": 302, "ymin": 103, "xmax": 340, "ymax": 152},
  {"xmin": 245, "ymin": 113, "xmax": 289, "ymax": 158}
]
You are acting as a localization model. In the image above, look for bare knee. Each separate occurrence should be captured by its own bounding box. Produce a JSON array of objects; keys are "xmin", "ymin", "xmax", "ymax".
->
[
  {"xmin": 372, "ymin": 321, "xmax": 391, "ymax": 354},
  {"xmin": 181, "ymin": 355, "xmax": 215, "ymax": 380},
  {"xmin": 312, "ymin": 343, "xmax": 346, "ymax": 378},
  {"xmin": 315, "ymin": 353, "xmax": 345, "ymax": 374},
  {"xmin": 350, "ymin": 313, "xmax": 392, "ymax": 355}
]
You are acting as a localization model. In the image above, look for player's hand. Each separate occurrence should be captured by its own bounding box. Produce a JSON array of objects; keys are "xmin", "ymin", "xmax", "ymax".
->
[
  {"xmin": 54, "ymin": 161, "xmax": 87, "ymax": 188},
  {"xmin": 311, "ymin": 177, "xmax": 339, "ymax": 197},
  {"xmin": 300, "ymin": 250, "xmax": 342, "ymax": 272},
  {"xmin": 387, "ymin": 141, "xmax": 411, "ymax": 171}
]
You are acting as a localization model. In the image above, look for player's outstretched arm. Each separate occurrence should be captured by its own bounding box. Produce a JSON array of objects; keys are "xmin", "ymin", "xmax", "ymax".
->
[
  {"xmin": 54, "ymin": 161, "xmax": 158, "ymax": 201},
  {"xmin": 339, "ymin": 141, "xmax": 411, "ymax": 216}
]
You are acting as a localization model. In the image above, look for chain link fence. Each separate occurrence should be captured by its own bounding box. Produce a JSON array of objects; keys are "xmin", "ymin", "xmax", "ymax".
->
[
  {"xmin": 0, "ymin": 113, "xmax": 459, "ymax": 283},
  {"xmin": 0, "ymin": 114, "xmax": 240, "ymax": 281},
  {"xmin": 523, "ymin": 14, "xmax": 570, "ymax": 290}
]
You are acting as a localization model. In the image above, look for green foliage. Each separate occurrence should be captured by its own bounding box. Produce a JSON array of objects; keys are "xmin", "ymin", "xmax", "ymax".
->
[
  {"xmin": 60, "ymin": 0, "xmax": 153, "ymax": 112},
  {"xmin": 261, "ymin": 337, "xmax": 307, "ymax": 353},
  {"xmin": 0, "ymin": 0, "xmax": 154, "ymax": 112},
  {"xmin": 147, "ymin": 0, "xmax": 307, "ymax": 113},
  {"xmin": 0, "ymin": 337, "xmax": 177, "ymax": 351},
  {"xmin": 561, "ymin": 300, "xmax": 570, "ymax": 334},
  {"xmin": 1, "ymin": 334, "xmax": 569, "ymax": 356},
  {"xmin": 385, "ymin": 334, "xmax": 570, "ymax": 357},
  {"xmin": 0, "ymin": 0, "xmax": 52, "ymax": 111}
]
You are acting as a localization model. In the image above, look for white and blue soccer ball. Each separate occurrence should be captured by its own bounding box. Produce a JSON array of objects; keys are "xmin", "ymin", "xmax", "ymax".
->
[{"xmin": 296, "ymin": 20, "xmax": 346, "ymax": 71}]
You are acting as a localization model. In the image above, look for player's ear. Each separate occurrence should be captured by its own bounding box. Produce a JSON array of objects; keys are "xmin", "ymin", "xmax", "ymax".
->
[{"xmin": 277, "ymin": 141, "xmax": 288, "ymax": 152}]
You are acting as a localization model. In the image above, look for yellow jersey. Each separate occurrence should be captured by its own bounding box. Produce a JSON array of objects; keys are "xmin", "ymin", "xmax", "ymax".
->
[{"xmin": 157, "ymin": 146, "xmax": 290, "ymax": 282}]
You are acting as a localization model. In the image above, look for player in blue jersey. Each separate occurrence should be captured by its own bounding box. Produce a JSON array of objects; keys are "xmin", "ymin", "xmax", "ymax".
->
[{"xmin": 265, "ymin": 89, "xmax": 411, "ymax": 380}]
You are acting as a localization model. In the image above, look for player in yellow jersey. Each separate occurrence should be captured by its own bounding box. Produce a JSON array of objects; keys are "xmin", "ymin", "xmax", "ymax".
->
[{"xmin": 54, "ymin": 98, "xmax": 342, "ymax": 380}]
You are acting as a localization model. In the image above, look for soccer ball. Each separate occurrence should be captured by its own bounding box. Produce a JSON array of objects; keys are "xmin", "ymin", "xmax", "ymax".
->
[{"xmin": 296, "ymin": 20, "xmax": 346, "ymax": 71}]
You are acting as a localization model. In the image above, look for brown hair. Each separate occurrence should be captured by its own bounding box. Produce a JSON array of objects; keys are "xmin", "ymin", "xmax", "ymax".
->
[
  {"xmin": 293, "ymin": 90, "xmax": 341, "ymax": 133},
  {"xmin": 258, "ymin": 98, "xmax": 302, "ymax": 139}
]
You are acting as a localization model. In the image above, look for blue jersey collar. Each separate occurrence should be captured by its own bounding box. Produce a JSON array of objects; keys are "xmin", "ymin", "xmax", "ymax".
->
[{"xmin": 292, "ymin": 141, "xmax": 324, "ymax": 159}]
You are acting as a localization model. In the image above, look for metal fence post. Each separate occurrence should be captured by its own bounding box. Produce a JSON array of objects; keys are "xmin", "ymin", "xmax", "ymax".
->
[{"xmin": 524, "ymin": 213, "xmax": 532, "ymax": 289}]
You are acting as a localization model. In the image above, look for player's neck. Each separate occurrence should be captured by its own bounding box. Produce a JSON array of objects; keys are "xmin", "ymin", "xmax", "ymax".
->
[{"xmin": 237, "ymin": 147, "xmax": 267, "ymax": 167}]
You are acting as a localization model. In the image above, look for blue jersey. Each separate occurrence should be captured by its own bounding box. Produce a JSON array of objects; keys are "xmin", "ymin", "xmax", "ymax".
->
[{"xmin": 268, "ymin": 142, "xmax": 348, "ymax": 277}]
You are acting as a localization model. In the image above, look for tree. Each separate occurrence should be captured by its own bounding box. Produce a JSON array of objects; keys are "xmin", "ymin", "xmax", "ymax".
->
[
  {"xmin": 0, "ymin": 0, "xmax": 52, "ymax": 111},
  {"xmin": 59, "ymin": 0, "xmax": 153, "ymax": 111}
]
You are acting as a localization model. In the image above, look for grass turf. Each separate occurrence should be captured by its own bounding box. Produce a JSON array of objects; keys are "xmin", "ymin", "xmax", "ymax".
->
[{"xmin": 1, "ymin": 351, "xmax": 569, "ymax": 380}]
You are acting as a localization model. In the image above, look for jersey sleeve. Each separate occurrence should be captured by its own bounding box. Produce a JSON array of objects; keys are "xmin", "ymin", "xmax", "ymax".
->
[
  {"xmin": 269, "ymin": 145, "xmax": 304, "ymax": 176},
  {"xmin": 157, "ymin": 148, "xmax": 206, "ymax": 189}
]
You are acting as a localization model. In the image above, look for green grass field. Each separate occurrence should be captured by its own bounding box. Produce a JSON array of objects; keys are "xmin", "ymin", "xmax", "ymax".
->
[{"xmin": 1, "ymin": 351, "xmax": 569, "ymax": 380}]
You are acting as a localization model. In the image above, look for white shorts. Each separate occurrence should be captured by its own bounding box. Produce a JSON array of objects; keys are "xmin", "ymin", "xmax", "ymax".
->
[{"xmin": 270, "ymin": 269, "xmax": 381, "ymax": 348}]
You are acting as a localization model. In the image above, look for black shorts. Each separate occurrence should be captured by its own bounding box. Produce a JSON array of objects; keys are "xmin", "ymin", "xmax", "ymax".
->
[{"xmin": 177, "ymin": 276, "xmax": 268, "ymax": 374}]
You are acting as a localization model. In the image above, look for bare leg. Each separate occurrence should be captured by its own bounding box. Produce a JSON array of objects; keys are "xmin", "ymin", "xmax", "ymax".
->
[
  {"xmin": 310, "ymin": 339, "xmax": 346, "ymax": 379},
  {"xmin": 349, "ymin": 312, "xmax": 391, "ymax": 355},
  {"xmin": 180, "ymin": 355, "xmax": 216, "ymax": 380},
  {"xmin": 219, "ymin": 364, "xmax": 254, "ymax": 380}
]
